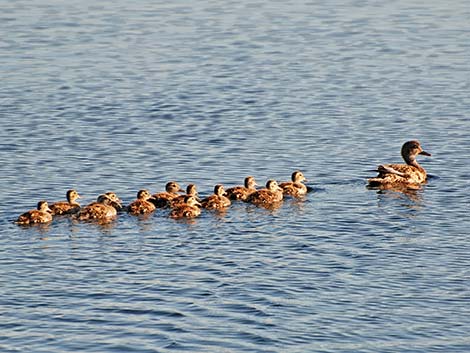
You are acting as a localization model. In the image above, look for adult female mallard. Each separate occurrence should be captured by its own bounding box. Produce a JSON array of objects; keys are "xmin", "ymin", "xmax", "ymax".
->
[
  {"xmin": 246, "ymin": 179, "xmax": 283, "ymax": 206},
  {"xmin": 150, "ymin": 181, "xmax": 184, "ymax": 208},
  {"xmin": 16, "ymin": 200, "xmax": 53, "ymax": 225},
  {"xmin": 225, "ymin": 176, "xmax": 258, "ymax": 201},
  {"xmin": 279, "ymin": 171, "xmax": 308, "ymax": 197},
  {"xmin": 127, "ymin": 189, "xmax": 156, "ymax": 215},
  {"xmin": 169, "ymin": 196, "xmax": 202, "ymax": 219},
  {"xmin": 201, "ymin": 184, "xmax": 231, "ymax": 210},
  {"xmin": 49, "ymin": 189, "xmax": 81, "ymax": 215},
  {"xmin": 368, "ymin": 140, "xmax": 431, "ymax": 189}
]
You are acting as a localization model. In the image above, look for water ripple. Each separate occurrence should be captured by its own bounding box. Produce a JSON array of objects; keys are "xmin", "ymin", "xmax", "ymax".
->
[{"xmin": 1, "ymin": 0, "xmax": 470, "ymax": 352}]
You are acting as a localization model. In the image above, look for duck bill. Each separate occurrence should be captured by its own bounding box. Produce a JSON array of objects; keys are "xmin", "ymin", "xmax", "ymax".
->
[{"xmin": 420, "ymin": 150, "xmax": 431, "ymax": 156}]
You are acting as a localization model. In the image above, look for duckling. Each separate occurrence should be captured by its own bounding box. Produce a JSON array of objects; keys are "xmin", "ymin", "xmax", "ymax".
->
[
  {"xmin": 49, "ymin": 189, "xmax": 81, "ymax": 215},
  {"xmin": 225, "ymin": 176, "xmax": 258, "ymax": 201},
  {"xmin": 16, "ymin": 200, "xmax": 53, "ymax": 225},
  {"xmin": 279, "ymin": 171, "xmax": 308, "ymax": 197},
  {"xmin": 150, "ymin": 181, "xmax": 184, "ymax": 208},
  {"xmin": 170, "ymin": 184, "xmax": 199, "ymax": 208},
  {"xmin": 103, "ymin": 191, "xmax": 124, "ymax": 212},
  {"xmin": 201, "ymin": 184, "xmax": 231, "ymax": 210},
  {"xmin": 127, "ymin": 189, "xmax": 156, "ymax": 215},
  {"xmin": 368, "ymin": 140, "xmax": 431, "ymax": 189},
  {"xmin": 75, "ymin": 193, "xmax": 121, "ymax": 221},
  {"xmin": 246, "ymin": 179, "xmax": 283, "ymax": 206},
  {"xmin": 169, "ymin": 196, "xmax": 202, "ymax": 219}
]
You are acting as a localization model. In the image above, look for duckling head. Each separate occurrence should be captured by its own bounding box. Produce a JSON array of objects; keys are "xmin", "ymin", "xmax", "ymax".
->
[
  {"xmin": 137, "ymin": 189, "xmax": 152, "ymax": 200},
  {"xmin": 166, "ymin": 181, "xmax": 184, "ymax": 193},
  {"xmin": 245, "ymin": 176, "xmax": 258, "ymax": 188},
  {"xmin": 291, "ymin": 171, "xmax": 307, "ymax": 183},
  {"xmin": 214, "ymin": 184, "xmax": 226, "ymax": 197},
  {"xmin": 186, "ymin": 184, "xmax": 198, "ymax": 196},
  {"xmin": 266, "ymin": 180, "xmax": 282, "ymax": 192},
  {"xmin": 38, "ymin": 200, "xmax": 52, "ymax": 213},
  {"xmin": 66, "ymin": 189, "xmax": 81, "ymax": 203}
]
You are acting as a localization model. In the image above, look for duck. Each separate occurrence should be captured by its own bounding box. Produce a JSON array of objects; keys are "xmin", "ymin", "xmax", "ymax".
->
[
  {"xmin": 368, "ymin": 140, "xmax": 431, "ymax": 189},
  {"xmin": 246, "ymin": 179, "xmax": 283, "ymax": 206},
  {"xmin": 150, "ymin": 181, "xmax": 184, "ymax": 208},
  {"xmin": 74, "ymin": 193, "xmax": 122, "ymax": 221},
  {"xmin": 170, "ymin": 184, "xmax": 199, "ymax": 208},
  {"xmin": 127, "ymin": 189, "xmax": 156, "ymax": 215},
  {"xmin": 16, "ymin": 200, "xmax": 53, "ymax": 225},
  {"xmin": 279, "ymin": 171, "xmax": 308, "ymax": 197},
  {"xmin": 169, "ymin": 196, "xmax": 202, "ymax": 219},
  {"xmin": 49, "ymin": 189, "xmax": 81, "ymax": 215},
  {"xmin": 225, "ymin": 176, "xmax": 258, "ymax": 201},
  {"xmin": 201, "ymin": 184, "xmax": 231, "ymax": 210}
]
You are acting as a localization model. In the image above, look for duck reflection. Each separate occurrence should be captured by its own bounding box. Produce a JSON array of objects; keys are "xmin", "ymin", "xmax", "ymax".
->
[{"xmin": 374, "ymin": 187, "xmax": 425, "ymax": 218}]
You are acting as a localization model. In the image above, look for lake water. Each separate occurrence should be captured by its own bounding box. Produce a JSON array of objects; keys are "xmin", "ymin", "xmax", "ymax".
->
[{"xmin": 1, "ymin": 0, "xmax": 469, "ymax": 352}]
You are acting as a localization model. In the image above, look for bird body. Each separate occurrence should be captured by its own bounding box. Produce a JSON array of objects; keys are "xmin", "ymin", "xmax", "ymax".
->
[
  {"xmin": 368, "ymin": 140, "xmax": 431, "ymax": 189},
  {"xmin": 201, "ymin": 184, "xmax": 231, "ymax": 210},
  {"xmin": 225, "ymin": 176, "xmax": 258, "ymax": 201},
  {"xmin": 49, "ymin": 189, "xmax": 81, "ymax": 215},
  {"xmin": 17, "ymin": 201, "xmax": 53, "ymax": 225}
]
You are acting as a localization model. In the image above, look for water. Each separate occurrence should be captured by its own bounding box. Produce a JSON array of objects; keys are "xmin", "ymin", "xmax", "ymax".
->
[{"xmin": 1, "ymin": 0, "xmax": 470, "ymax": 352}]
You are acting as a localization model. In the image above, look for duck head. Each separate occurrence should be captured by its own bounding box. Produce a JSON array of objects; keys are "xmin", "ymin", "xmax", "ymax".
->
[{"xmin": 401, "ymin": 140, "xmax": 431, "ymax": 164}]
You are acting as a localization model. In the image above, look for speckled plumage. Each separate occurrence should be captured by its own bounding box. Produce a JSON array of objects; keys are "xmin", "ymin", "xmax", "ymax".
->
[
  {"xmin": 150, "ymin": 181, "xmax": 184, "ymax": 208},
  {"xmin": 201, "ymin": 184, "xmax": 231, "ymax": 210},
  {"xmin": 279, "ymin": 171, "xmax": 308, "ymax": 197},
  {"xmin": 75, "ymin": 193, "xmax": 122, "ymax": 221},
  {"xmin": 49, "ymin": 189, "xmax": 81, "ymax": 215},
  {"xmin": 170, "ymin": 184, "xmax": 199, "ymax": 208},
  {"xmin": 246, "ymin": 180, "xmax": 283, "ymax": 206},
  {"xmin": 127, "ymin": 189, "xmax": 156, "ymax": 215},
  {"xmin": 16, "ymin": 201, "xmax": 53, "ymax": 225},
  {"xmin": 368, "ymin": 140, "xmax": 431, "ymax": 189},
  {"xmin": 169, "ymin": 196, "xmax": 202, "ymax": 219},
  {"xmin": 225, "ymin": 176, "xmax": 258, "ymax": 201}
]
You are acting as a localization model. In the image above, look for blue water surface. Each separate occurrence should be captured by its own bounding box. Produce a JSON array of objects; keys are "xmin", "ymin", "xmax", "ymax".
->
[{"xmin": 1, "ymin": 0, "xmax": 469, "ymax": 352}]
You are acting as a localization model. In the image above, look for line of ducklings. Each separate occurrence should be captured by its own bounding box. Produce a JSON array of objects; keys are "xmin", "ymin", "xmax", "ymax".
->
[
  {"xmin": 16, "ymin": 140, "xmax": 433, "ymax": 226},
  {"xmin": 16, "ymin": 171, "xmax": 309, "ymax": 225}
]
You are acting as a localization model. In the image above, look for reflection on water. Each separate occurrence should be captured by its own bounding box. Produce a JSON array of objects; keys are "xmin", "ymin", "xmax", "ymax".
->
[{"xmin": 373, "ymin": 187, "xmax": 425, "ymax": 221}]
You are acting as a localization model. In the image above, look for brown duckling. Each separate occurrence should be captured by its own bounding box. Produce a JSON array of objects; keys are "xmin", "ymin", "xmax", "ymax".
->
[
  {"xmin": 49, "ymin": 189, "xmax": 81, "ymax": 215},
  {"xmin": 246, "ymin": 179, "xmax": 283, "ymax": 206},
  {"xmin": 279, "ymin": 171, "xmax": 308, "ymax": 197},
  {"xmin": 75, "ymin": 193, "xmax": 121, "ymax": 221},
  {"xmin": 170, "ymin": 184, "xmax": 199, "ymax": 208},
  {"xmin": 169, "ymin": 196, "xmax": 202, "ymax": 219},
  {"xmin": 150, "ymin": 181, "xmax": 184, "ymax": 208},
  {"xmin": 225, "ymin": 176, "xmax": 258, "ymax": 201},
  {"xmin": 368, "ymin": 140, "xmax": 431, "ymax": 189},
  {"xmin": 103, "ymin": 191, "xmax": 124, "ymax": 212},
  {"xmin": 201, "ymin": 184, "xmax": 231, "ymax": 210},
  {"xmin": 127, "ymin": 189, "xmax": 156, "ymax": 215},
  {"xmin": 16, "ymin": 200, "xmax": 53, "ymax": 225}
]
